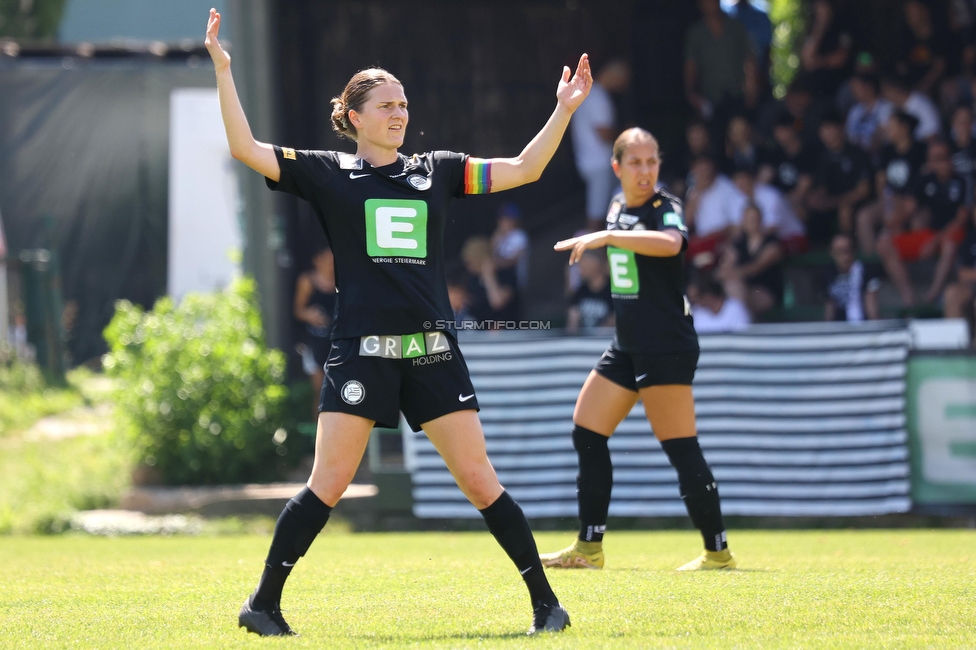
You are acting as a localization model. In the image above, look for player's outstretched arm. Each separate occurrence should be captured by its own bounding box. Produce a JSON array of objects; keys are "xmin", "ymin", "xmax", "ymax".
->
[
  {"xmin": 205, "ymin": 8, "xmax": 280, "ymax": 182},
  {"xmin": 484, "ymin": 54, "xmax": 592, "ymax": 193},
  {"xmin": 554, "ymin": 230, "xmax": 683, "ymax": 265}
]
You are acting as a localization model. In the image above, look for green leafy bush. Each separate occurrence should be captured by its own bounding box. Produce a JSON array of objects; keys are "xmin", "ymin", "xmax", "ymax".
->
[
  {"xmin": 103, "ymin": 279, "xmax": 292, "ymax": 485},
  {"xmin": 0, "ymin": 344, "xmax": 45, "ymax": 393}
]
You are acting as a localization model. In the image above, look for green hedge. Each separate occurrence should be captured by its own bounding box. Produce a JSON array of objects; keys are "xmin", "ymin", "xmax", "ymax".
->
[{"xmin": 103, "ymin": 279, "xmax": 292, "ymax": 485}]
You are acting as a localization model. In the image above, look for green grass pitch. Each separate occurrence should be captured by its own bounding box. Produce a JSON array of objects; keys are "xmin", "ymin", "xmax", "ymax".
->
[{"xmin": 1, "ymin": 529, "xmax": 973, "ymax": 648}]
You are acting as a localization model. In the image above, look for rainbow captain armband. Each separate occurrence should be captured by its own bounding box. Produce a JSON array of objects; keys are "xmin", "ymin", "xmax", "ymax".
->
[{"xmin": 464, "ymin": 158, "xmax": 492, "ymax": 194}]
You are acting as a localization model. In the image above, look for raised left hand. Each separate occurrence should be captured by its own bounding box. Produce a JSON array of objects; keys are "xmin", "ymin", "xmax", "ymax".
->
[
  {"xmin": 555, "ymin": 53, "xmax": 593, "ymax": 113},
  {"xmin": 554, "ymin": 230, "xmax": 607, "ymax": 265}
]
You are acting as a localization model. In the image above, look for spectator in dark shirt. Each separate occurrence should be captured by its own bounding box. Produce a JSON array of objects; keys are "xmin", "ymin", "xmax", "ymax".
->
[
  {"xmin": 856, "ymin": 110, "xmax": 927, "ymax": 255},
  {"xmin": 724, "ymin": 114, "xmax": 760, "ymax": 174},
  {"xmin": 845, "ymin": 73, "xmax": 894, "ymax": 154},
  {"xmin": 949, "ymin": 104, "xmax": 976, "ymax": 204},
  {"xmin": 460, "ymin": 236, "xmax": 519, "ymax": 324},
  {"xmin": 760, "ymin": 111, "xmax": 817, "ymax": 224},
  {"xmin": 896, "ymin": 0, "xmax": 949, "ymax": 96},
  {"xmin": 878, "ymin": 140, "xmax": 970, "ymax": 305},
  {"xmin": 726, "ymin": 0, "xmax": 773, "ymax": 63},
  {"xmin": 716, "ymin": 203, "xmax": 784, "ymax": 318},
  {"xmin": 664, "ymin": 120, "xmax": 714, "ymax": 198},
  {"xmin": 566, "ymin": 250, "xmax": 614, "ymax": 333},
  {"xmin": 943, "ymin": 207, "xmax": 976, "ymax": 347},
  {"xmin": 800, "ymin": 0, "xmax": 854, "ymax": 99},
  {"xmin": 807, "ymin": 109, "xmax": 873, "ymax": 245},
  {"xmin": 756, "ymin": 76, "xmax": 824, "ymax": 146},
  {"xmin": 684, "ymin": 0, "xmax": 758, "ymax": 141},
  {"xmin": 822, "ymin": 233, "xmax": 881, "ymax": 321}
]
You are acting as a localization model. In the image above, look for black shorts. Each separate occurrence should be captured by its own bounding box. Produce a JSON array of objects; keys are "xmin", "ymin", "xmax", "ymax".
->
[
  {"xmin": 594, "ymin": 346, "xmax": 699, "ymax": 391},
  {"xmin": 319, "ymin": 332, "xmax": 479, "ymax": 432}
]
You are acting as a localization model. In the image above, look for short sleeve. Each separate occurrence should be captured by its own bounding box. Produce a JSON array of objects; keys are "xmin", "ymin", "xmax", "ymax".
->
[
  {"xmin": 431, "ymin": 150, "xmax": 470, "ymax": 198},
  {"xmin": 265, "ymin": 146, "xmax": 336, "ymax": 201},
  {"xmin": 655, "ymin": 198, "xmax": 689, "ymax": 250}
]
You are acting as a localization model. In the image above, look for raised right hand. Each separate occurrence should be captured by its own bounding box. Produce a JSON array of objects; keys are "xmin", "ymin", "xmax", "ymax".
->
[{"xmin": 205, "ymin": 8, "xmax": 231, "ymax": 71}]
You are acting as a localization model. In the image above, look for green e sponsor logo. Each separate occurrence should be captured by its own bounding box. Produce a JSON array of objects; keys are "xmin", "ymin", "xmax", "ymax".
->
[
  {"xmin": 607, "ymin": 246, "xmax": 639, "ymax": 295},
  {"xmin": 365, "ymin": 199, "xmax": 428, "ymax": 258}
]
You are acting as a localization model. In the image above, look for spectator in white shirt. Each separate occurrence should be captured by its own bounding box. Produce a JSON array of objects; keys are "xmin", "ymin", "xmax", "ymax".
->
[
  {"xmin": 846, "ymin": 73, "xmax": 893, "ymax": 153},
  {"xmin": 690, "ymin": 274, "xmax": 751, "ymax": 333},
  {"xmin": 730, "ymin": 166, "xmax": 807, "ymax": 252},
  {"xmin": 881, "ymin": 75, "xmax": 941, "ymax": 141},
  {"xmin": 685, "ymin": 156, "xmax": 743, "ymax": 267},
  {"xmin": 570, "ymin": 60, "xmax": 630, "ymax": 230},
  {"xmin": 686, "ymin": 156, "xmax": 742, "ymax": 237}
]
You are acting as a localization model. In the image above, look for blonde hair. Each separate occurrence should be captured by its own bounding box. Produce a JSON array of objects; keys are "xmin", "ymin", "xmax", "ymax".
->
[
  {"xmin": 612, "ymin": 127, "xmax": 660, "ymax": 163},
  {"xmin": 330, "ymin": 68, "xmax": 403, "ymax": 141}
]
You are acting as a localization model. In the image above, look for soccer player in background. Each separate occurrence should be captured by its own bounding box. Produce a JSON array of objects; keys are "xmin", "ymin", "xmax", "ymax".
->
[
  {"xmin": 542, "ymin": 128, "xmax": 735, "ymax": 571},
  {"xmin": 205, "ymin": 8, "xmax": 591, "ymax": 637}
]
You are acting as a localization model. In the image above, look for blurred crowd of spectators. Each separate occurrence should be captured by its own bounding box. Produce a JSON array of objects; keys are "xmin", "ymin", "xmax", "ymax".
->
[
  {"xmin": 295, "ymin": 0, "xmax": 976, "ymax": 347},
  {"xmin": 677, "ymin": 0, "xmax": 976, "ymax": 342},
  {"xmin": 567, "ymin": 0, "xmax": 976, "ymax": 342}
]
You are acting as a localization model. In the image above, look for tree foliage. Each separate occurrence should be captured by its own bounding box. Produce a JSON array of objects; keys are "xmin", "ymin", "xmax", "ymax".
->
[
  {"xmin": 103, "ymin": 279, "xmax": 293, "ymax": 485},
  {"xmin": 0, "ymin": 0, "xmax": 69, "ymax": 40},
  {"xmin": 769, "ymin": 0, "xmax": 807, "ymax": 98}
]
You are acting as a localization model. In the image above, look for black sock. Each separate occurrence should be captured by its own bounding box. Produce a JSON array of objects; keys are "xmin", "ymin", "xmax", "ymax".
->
[
  {"xmin": 573, "ymin": 425, "xmax": 612, "ymax": 543},
  {"xmin": 480, "ymin": 491, "xmax": 558, "ymax": 607},
  {"xmin": 660, "ymin": 437, "xmax": 728, "ymax": 552},
  {"xmin": 252, "ymin": 487, "xmax": 332, "ymax": 611}
]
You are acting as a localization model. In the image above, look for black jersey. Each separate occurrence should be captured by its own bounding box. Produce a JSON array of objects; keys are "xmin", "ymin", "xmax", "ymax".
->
[
  {"xmin": 815, "ymin": 144, "xmax": 872, "ymax": 197},
  {"xmin": 605, "ymin": 191, "xmax": 698, "ymax": 354},
  {"xmin": 914, "ymin": 173, "xmax": 967, "ymax": 230},
  {"xmin": 761, "ymin": 142, "xmax": 816, "ymax": 194},
  {"xmin": 876, "ymin": 142, "xmax": 926, "ymax": 195},
  {"xmin": 267, "ymin": 147, "xmax": 482, "ymax": 339}
]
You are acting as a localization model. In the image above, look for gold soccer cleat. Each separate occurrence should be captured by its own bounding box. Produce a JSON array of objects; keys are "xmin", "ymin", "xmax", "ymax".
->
[
  {"xmin": 675, "ymin": 549, "xmax": 736, "ymax": 571},
  {"xmin": 539, "ymin": 540, "xmax": 604, "ymax": 569}
]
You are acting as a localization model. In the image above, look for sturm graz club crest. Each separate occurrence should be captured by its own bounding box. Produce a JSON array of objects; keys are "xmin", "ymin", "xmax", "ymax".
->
[
  {"xmin": 407, "ymin": 174, "xmax": 432, "ymax": 191},
  {"xmin": 341, "ymin": 380, "xmax": 365, "ymax": 405}
]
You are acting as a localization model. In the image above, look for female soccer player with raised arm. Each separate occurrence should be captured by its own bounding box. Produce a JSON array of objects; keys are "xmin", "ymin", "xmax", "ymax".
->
[
  {"xmin": 204, "ymin": 8, "xmax": 591, "ymax": 637},
  {"xmin": 541, "ymin": 128, "xmax": 735, "ymax": 572}
]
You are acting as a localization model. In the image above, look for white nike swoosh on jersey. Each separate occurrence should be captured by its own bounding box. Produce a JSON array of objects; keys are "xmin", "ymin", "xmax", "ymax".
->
[
  {"xmin": 459, "ymin": 393, "xmax": 475, "ymax": 402},
  {"xmin": 349, "ymin": 172, "xmax": 370, "ymax": 179},
  {"xmin": 635, "ymin": 373, "xmax": 648, "ymax": 382}
]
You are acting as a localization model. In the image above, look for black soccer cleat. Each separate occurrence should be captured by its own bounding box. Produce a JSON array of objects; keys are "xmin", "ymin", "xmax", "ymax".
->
[
  {"xmin": 527, "ymin": 602, "xmax": 571, "ymax": 635},
  {"xmin": 238, "ymin": 595, "xmax": 298, "ymax": 637}
]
